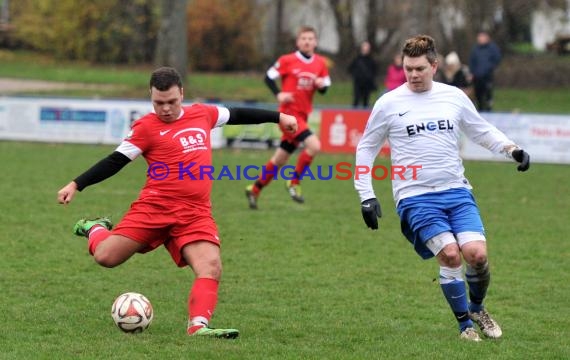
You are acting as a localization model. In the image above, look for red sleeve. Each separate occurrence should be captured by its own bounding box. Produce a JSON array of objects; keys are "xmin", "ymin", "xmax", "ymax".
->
[
  {"xmin": 276, "ymin": 55, "xmax": 290, "ymax": 77},
  {"xmin": 125, "ymin": 116, "xmax": 151, "ymax": 152},
  {"xmin": 193, "ymin": 104, "xmax": 220, "ymax": 130}
]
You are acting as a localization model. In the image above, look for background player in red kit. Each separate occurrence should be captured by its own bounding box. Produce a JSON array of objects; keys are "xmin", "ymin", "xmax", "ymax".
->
[
  {"xmin": 245, "ymin": 25, "xmax": 331, "ymax": 209},
  {"xmin": 57, "ymin": 67, "xmax": 297, "ymax": 339}
]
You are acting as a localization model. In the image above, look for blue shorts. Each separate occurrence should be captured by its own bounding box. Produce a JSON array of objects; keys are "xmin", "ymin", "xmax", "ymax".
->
[{"xmin": 396, "ymin": 188, "xmax": 485, "ymax": 259}]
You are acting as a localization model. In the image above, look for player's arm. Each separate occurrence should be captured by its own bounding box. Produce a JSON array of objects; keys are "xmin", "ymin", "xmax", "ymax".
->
[
  {"xmin": 57, "ymin": 152, "xmax": 131, "ymax": 204},
  {"xmin": 73, "ymin": 151, "xmax": 132, "ymax": 190},
  {"xmin": 354, "ymin": 103, "xmax": 388, "ymax": 230},
  {"xmin": 226, "ymin": 107, "xmax": 297, "ymax": 133},
  {"xmin": 458, "ymin": 93, "xmax": 530, "ymax": 171},
  {"xmin": 264, "ymin": 75, "xmax": 280, "ymax": 96},
  {"xmin": 265, "ymin": 63, "xmax": 294, "ymax": 104},
  {"xmin": 315, "ymin": 75, "xmax": 331, "ymax": 94},
  {"xmin": 503, "ymin": 146, "xmax": 530, "ymax": 172}
]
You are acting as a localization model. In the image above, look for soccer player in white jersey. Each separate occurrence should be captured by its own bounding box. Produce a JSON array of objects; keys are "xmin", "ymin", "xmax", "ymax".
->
[{"xmin": 354, "ymin": 35, "xmax": 530, "ymax": 341}]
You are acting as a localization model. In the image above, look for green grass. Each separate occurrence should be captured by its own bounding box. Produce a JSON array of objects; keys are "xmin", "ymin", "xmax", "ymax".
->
[
  {"xmin": 1, "ymin": 141, "xmax": 569, "ymax": 359},
  {"xmin": 508, "ymin": 42, "xmax": 540, "ymax": 55},
  {"xmin": 1, "ymin": 49, "xmax": 570, "ymax": 113}
]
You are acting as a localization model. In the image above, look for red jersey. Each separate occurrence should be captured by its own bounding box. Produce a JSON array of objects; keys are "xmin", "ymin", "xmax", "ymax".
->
[
  {"xmin": 116, "ymin": 104, "xmax": 228, "ymax": 207},
  {"xmin": 268, "ymin": 51, "xmax": 331, "ymax": 117}
]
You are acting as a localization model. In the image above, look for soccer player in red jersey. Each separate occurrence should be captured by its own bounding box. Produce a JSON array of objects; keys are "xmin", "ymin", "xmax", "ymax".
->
[
  {"xmin": 245, "ymin": 25, "xmax": 331, "ymax": 209},
  {"xmin": 57, "ymin": 67, "xmax": 297, "ymax": 339}
]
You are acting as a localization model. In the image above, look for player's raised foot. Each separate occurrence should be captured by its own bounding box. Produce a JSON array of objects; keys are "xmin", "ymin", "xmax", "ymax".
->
[
  {"xmin": 469, "ymin": 309, "xmax": 502, "ymax": 339},
  {"xmin": 188, "ymin": 326, "xmax": 240, "ymax": 339},
  {"xmin": 459, "ymin": 327, "xmax": 482, "ymax": 342},
  {"xmin": 245, "ymin": 185, "xmax": 258, "ymax": 210},
  {"xmin": 73, "ymin": 217, "xmax": 113, "ymax": 237},
  {"xmin": 285, "ymin": 180, "xmax": 304, "ymax": 203}
]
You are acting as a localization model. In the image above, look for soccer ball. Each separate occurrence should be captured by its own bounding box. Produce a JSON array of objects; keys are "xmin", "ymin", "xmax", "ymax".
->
[{"xmin": 111, "ymin": 292, "xmax": 153, "ymax": 333}]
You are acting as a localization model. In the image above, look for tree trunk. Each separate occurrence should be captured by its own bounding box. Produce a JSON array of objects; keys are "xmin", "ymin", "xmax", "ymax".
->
[
  {"xmin": 155, "ymin": 0, "xmax": 189, "ymax": 83},
  {"xmin": 366, "ymin": 0, "xmax": 378, "ymax": 49},
  {"xmin": 274, "ymin": 0, "xmax": 289, "ymax": 59},
  {"xmin": 329, "ymin": 0, "xmax": 354, "ymax": 67}
]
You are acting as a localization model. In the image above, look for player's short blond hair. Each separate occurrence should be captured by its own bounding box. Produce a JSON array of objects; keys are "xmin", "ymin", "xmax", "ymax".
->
[
  {"xmin": 297, "ymin": 25, "xmax": 317, "ymax": 39},
  {"xmin": 402, "ymin": 35, "xmax": 438, "ymax": 65}
]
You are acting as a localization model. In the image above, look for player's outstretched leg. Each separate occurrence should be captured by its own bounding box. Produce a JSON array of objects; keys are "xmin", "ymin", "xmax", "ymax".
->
[
  {"xmin": 285, "ymin": 180, "xmax": 304, "ymax": 203},
  {"xmin": 73, "ymin": 217, "xmax": 113, "ymax": 237},
  {"xmin": 469, "ymin": 309, "xmax": 502, "ymax": 339},
  {"xmin": 245, "ymin": 184, "xmax": 258, "ymax": 210},
  {"xmin": 188, "ymin": 326, "xmax": 240, "ymax": 339}
]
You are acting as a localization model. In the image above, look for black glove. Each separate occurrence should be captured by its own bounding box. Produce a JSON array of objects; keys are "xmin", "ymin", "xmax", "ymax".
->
[
  {"xmin": 361, "ymin": 198, "xmax": 382, "ymax": 230},
  {"xmin": 512, "ymin": 149, "xmax": 530, "ymax": 172}
]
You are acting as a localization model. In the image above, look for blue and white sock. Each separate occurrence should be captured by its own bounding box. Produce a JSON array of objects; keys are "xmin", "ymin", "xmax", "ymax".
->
[{"xmin": 439, "ymin": 265, "xmax": 472, "ymax": 331}]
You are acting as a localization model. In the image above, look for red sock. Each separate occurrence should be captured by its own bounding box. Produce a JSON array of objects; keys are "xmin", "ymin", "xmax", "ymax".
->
[
  {"xmin": 187, "ymin": 278, "xmax": 219, "ymax": 333},
  {"xmin": 87, "ymin": 225, "xmax": 111, "ymax": 255},
  {"xmin": 292, "ymin": 150, "xmax": 314, "ymax": 186},
  {"xmin": 253, "ymin": 161, "xmax": 278, "ymax": 194}
]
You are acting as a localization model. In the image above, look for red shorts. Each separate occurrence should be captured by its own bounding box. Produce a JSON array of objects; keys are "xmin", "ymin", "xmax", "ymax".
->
[
  {"xmin": 112, "ymin": 197, "xmax": 220, "ymax": 267},
  {"xmin": 280, "ymin": 110, "xmax": 309, "ymax": 144}
]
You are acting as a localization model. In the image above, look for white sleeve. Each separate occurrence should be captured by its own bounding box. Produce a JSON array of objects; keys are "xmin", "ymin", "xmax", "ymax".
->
[
  {"xmin": 458, "ymin": 93, "xmax": 516, "ymax": 157},
  {"xmin": 267, "ymin": 67, "xmax": 280, "ymax": 80},
  {"xmin": 354, "ymin": 103, "xmax": 389, "ymax": 202},
  {"xmin": 320, "ymin": 75, "xmax": 332, "ymax": 87},
  {"xmin": 115, "ymin": 141, "xmax": 142, "ymax": 160},
  {"xmin": 214, "ymin": 106, "xmax": 230, "ymax": 128}
]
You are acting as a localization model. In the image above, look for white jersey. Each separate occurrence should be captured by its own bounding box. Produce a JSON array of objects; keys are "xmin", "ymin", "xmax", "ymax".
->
[{"xmin": 355, "ymin": 82, "xmax": 516, "ymax": 205}]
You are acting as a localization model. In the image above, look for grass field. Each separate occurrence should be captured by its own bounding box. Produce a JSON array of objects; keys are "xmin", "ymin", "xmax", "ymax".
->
[{"xmin": 1, "ymin": 141, "xmax": 569, "ymax": 359}]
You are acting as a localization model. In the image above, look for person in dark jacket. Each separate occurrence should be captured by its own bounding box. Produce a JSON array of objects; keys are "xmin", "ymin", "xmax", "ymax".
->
[
  {"xmin": 348, "ymin": 41, "xmax": 377, "ymax": 108},
  {"xmin": 443, "ymin": 51, "xmax": 473, "ymax": 97},
  {"xmin": 469, "ymin": 31, "xmax": 501, "ymax": 111}
]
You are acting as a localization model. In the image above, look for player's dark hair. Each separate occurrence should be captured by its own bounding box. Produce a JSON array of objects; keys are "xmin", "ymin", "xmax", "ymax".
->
[
  {"xmin": 402, "ymin": 35, "xmax": 438, "ymax": 65},
  {"xmin": 150, "ymin": 67, "xmax": 183, "ymax": 91}
]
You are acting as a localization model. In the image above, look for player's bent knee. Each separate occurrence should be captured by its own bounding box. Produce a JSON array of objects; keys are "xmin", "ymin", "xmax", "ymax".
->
[
  {"xmin": 428, "ymin": 232, "xmax": 461, "ymax": 266},
  {"xmin": 93, "ymin": 252, "xmax": 123, "ymax": 268},
  {"xmin": 273, "ymin": 157, "xmax": 289, "ymax": 167},
  {"xmin": 93, "ymin": 248, "xmax": 130, "ymax": 268},
  {"xmin": 437, "ymin": 244, "xmax": 462, "ymax": 267},
  {"xmin": 460, "ymin": 240, "xmax": 488, "ymax": 265},
  {"xmin": 193, "ymin": 258, "xmax": 222, "ymax": 280},
  {"xmin": 466, "ymin": 252, "xmax": 488, "ymax": 268},
  {"xmin": 308, "ymin": 140, "xmax": 321, "ymax": 154}
]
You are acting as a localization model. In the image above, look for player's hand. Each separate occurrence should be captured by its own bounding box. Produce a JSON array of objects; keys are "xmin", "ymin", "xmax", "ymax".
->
[
  {"xmin": 279, "ymin": 114, "xmax": 297, "ymax": 134},
  {"xmin": 57, "ymin": 181, "xmax": 78, "ymax": 204},
  {"xmin": 314, "ymin": 77, "xmax": 326, "ymax": 89},
  {"xmin": 361, "ymin": 198, "xmax": 382, "ymax": 230},
  {"xmin": 512, "ymin": 149, "xmax": 530, "ymax": 172},
  {"xmin": 277, "ymin": 92, "xmax": 294, "ymax": 104}
]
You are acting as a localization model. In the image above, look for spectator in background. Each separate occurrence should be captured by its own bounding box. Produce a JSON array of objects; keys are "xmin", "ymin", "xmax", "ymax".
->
[
  {"xmin": 469, "ymin": 30, "xmax": 501, "ymax": 111},
  {"xmin": 348, "ymin": 41, "xmax": 377, "ymax": 108},
  {"xmin": 433, "ymin": 52, "xmax": 446, "ymax": 83},
  {"xmin": 442, "ymin": 51, "xmax": 473, "ymax": 97},
  {"xmin": 383, "ymin": 53, "xmax": 406, "ymax": 92}
]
